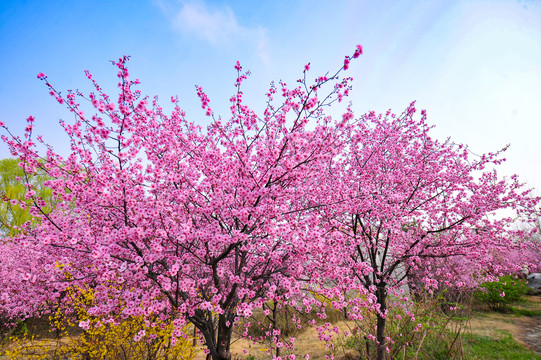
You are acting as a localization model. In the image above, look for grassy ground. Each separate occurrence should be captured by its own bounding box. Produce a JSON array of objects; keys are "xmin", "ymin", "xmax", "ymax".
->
[
  {"xmin": 463, "ymin": 295, "xmax": 541, "ymax": 359},
  {"xmin": 3, "ymin": 296, "xmax": 541, "ymax": 359}
]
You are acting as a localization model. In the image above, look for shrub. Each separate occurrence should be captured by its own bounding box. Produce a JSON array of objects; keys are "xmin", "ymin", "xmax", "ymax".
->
[
  {"xmin": 331, "ymin": 295, "xmax": 467, "ymax": 360},
  {"xmin": 1, "ymin": 285, "xmax": 195, "ymax": 360},
  {"xmin": 473, "ymin": 275, "xmax": 529, "ymax": 311}
]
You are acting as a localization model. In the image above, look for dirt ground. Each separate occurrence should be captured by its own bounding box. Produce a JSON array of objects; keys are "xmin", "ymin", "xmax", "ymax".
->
[
  {"xmin": 211, "ymin": 296, "xmax": 541, "ymax": 359},
  {"xmin": 511, "ymin": 295, "xmax": 541, "ymax": 354},
  {"xmin": 194, "ymin": 323, "xmax": 348, "ymax": 360},
  {"xmin": 518, "ymin": 315, "xmax": 541, "ymax": 354}
]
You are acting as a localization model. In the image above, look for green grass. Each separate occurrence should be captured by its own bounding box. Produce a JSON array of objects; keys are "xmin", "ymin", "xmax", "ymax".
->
[
  {"xmin": 509, "ymin": 306, "xmax": 541, "ymax": 317},
  {"xmin": 462, "ymin": 330, "xmax": 541, "ymax": 360}
]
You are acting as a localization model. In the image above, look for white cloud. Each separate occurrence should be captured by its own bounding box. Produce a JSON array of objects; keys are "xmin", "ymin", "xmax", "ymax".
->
[
  {"xmin": 255, "ymin": 27, "xmax": 269, "ymax": 64},
  {"xmin": 174, "ymin": 2, "xmax": 238, "ymax": 45},
  {"xmin": 157, "ymin": 0, "xmax": 269, "ymax": 63}
]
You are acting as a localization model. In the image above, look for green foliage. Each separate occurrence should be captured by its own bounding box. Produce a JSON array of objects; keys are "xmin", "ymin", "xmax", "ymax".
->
[
  {"xmin": 0, "ymin": 158, "xmax": 53, "ymax": 236},
  {"xmin": 474, "ymin": 275, "xmax": 529, "ymax": 311},
  {"xmin": 509, "ymin": 306, "xmax": 541, "ymax": 317}
]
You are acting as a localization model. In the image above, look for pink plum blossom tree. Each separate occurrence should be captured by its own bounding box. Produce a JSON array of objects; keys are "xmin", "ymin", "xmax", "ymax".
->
[
  {"xmin": 0, "ymin": 48, "xmax": 360, "ymax": 360},
  {"xmin": 315, "ymin": 106, "xmax": 538, "ymax": 359}
]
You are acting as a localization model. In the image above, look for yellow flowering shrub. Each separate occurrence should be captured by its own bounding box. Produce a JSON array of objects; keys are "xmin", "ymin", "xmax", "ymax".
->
[{"xmin": 2, "ymin": 285, "xmax": 195, "ymax": 360}]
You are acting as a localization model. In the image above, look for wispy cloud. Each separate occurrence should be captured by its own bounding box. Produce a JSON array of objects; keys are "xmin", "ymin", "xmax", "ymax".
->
[
  {"xmin": 173, "ymin": 2, "xmax": 239, "ymax": 45},
  {"xmin": 156, "ymin": 0, "xmax": 269, "ymax": 63}
]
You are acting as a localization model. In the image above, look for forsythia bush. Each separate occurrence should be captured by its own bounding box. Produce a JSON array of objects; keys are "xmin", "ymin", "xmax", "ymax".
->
[{"xmin": 3, "ymin": 285, "xmax": 196, "ymax": 360}]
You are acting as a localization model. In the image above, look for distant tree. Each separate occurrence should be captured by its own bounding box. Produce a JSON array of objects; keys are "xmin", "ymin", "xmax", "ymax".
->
[{"xmin": 0, "ymin": 158, "xmax": 52, "ymax": 236}]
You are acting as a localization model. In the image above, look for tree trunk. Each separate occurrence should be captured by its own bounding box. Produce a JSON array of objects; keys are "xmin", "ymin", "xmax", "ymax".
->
[
  {"xmin": 215, "ymin": 314, "xmax": 232, "ymax": 360},
  {"xmin": 195, "ymin": 313, "xmax": 233, "ymax": 360},
  {"xmin": 376, "ymin": 282, "xmax": 387, "ymax": 360}
]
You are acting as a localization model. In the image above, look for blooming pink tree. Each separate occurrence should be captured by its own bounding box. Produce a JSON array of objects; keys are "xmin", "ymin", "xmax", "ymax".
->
[
  {"xmin": 316, "ymin": 106, "xmax": 538, "ymax": 359},
  {"xmin": 1, "ymin": 44, "xmax": 537, "ymax": 360},
  {"xmin": 0, "ymin": 48, "xmax": 361, "ymax": 360}
]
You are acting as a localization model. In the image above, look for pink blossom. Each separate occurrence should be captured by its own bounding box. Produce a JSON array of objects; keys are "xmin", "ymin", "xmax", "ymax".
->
[
  {"xmin": 343, "ymin": 56, "xmax": 350, "ymax": 70},
  {"xmin": 353, "ymin": 44, "xmax": 363, "ymax": 58}
]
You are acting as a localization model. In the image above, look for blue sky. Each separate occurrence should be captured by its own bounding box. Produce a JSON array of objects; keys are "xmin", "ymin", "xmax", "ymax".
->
[{"xmin": 1, "ymin": 0, "xmax": 540, "ymax": 191}]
